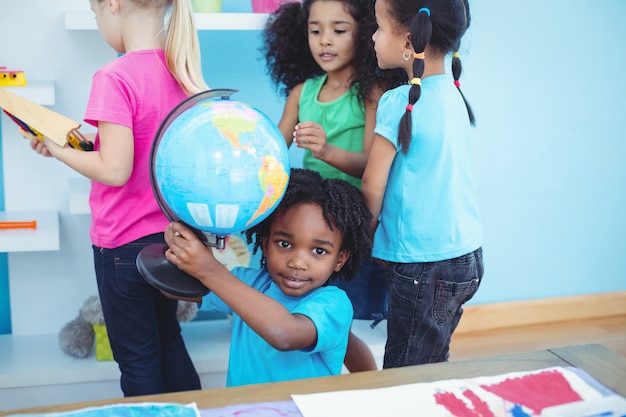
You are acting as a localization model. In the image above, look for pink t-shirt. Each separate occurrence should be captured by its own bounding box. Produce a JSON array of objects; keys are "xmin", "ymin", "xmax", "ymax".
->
[{"xmin": 84, "ymin": 50, "xmax": 188, "ymax": 248}]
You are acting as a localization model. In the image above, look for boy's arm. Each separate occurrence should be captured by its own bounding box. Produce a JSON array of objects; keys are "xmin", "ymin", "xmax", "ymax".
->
[
  {"xmin": 165, "ymin": 222, "xmax": 318, "ymax": 351},
  {"xmin": 40, "ymin": 121, "xmax": 134, "ymax": 186}
]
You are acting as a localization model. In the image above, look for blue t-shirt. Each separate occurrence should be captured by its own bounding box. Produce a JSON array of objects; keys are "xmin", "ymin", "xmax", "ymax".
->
[
  {"xmin": 373, "ymin": 74, "xmax": 483, "ymax": 262},
  {"xmin": 200, "ymin": 267, "xmax": 353, "ymax": 386}
]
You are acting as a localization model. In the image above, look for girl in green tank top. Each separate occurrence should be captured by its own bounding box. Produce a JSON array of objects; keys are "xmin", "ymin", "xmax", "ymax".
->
[{"xmin": 262, "ymin": 0, "xmax": 405, "ymax": 373}]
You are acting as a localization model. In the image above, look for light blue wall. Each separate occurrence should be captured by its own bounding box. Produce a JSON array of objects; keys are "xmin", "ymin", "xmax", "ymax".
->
[
  {"xmin": 462, "ymin": 0, "xmax": 626, "ymax": 302},
  {"xmin": 200, "ymin": 0, "xmax": 626, "ymax": 304}
]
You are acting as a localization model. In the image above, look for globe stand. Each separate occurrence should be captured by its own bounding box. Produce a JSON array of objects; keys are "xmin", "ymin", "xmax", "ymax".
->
[
  {"xmin": 137, "ymin": 88, "xmax": 238, "ymax": 299},
  {"xmin": 197, "ymin": 231, "xmax": 226, "ymax": 250},
  {"xmin": 137, "ymin": 244, "xmax": 211, "ymax": 298}
]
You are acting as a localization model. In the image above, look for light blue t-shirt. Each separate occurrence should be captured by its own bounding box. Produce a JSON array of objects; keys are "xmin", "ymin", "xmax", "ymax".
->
[
  {"xmin": 373, "ymin": 74, "xmax": 483, "ymax": 262},
  {"xmin": 200, "ymin": 267, "xmax": 353, "ymax": 386}
]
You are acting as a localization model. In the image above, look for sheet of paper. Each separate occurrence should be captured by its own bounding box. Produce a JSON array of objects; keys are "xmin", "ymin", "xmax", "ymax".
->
[
  {"xmin": 292, "ymin": 367, "xmax": 613, "ymax": 417},
  {"xmin": 539, "ymin": 395, "xmax": 626, "ymax": 417},
  {"xmin": 7, "ymin": 402, "xmax": 201, "ymax": 417},
  {"xmin": 200, "ymin": 400, "xmax": 302, "ymax": 417}
]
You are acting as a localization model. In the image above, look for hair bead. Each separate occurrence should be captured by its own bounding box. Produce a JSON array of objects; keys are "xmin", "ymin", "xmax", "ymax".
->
[
  {"xmin": 454, "ymin": 80, "xmax": 461, "ymax": 88},
  {"xmin": 405, "ymin": 104, "xmax": 413, "ymax": 112}
]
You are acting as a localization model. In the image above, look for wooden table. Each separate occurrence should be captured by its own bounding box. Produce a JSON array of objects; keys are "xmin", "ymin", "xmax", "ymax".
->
[{"xmin": 2, "ymin": 344, "xmax": 625, "ymax": 415}]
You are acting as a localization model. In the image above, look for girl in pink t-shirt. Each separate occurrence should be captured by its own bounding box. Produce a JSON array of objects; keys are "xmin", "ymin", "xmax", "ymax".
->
[{"xmin": 31, "ymin": 0, "xmax": 208, "ymax": 396}]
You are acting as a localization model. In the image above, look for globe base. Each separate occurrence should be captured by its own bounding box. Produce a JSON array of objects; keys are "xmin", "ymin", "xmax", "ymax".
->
[{"xmin": 137, "ymin": 243, "xmax": 211, "ymax": 298}]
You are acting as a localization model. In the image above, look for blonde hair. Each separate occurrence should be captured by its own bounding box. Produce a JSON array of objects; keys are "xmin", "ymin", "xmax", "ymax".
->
[
  {"xmin": 164, "ymin": 0, "xmax": 209, "ymax": 94},
  {"xmin": 98, "ymin": 0, "xmax": 209, "ymax": 94}
]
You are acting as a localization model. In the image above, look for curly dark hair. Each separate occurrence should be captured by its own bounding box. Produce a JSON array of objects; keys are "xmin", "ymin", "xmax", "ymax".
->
[
  {"xmin": 246, "ymin": 168, "xmax": 372, "ymax": 282},
  {"xmin": 261, "ymin": 0, "xmax": 406, "ymax": 102}
]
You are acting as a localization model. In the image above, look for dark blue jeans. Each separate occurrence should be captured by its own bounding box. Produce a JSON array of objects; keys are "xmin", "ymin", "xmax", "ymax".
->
[
  {"xmin": 383, "ymin": 247, "xmax": 484, "ymax": 369},
  {"xmin": 93, "ymin": 233, "xmax": 201, "ymax": 396},
  {"xmin": 332, "ymin": 257, "xmax": 388, "ymax": 322}
]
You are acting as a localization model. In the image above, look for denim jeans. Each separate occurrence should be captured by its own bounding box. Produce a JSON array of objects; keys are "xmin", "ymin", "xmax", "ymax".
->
[
  {"xmin": 93, "ymin": 233, "xmax": 201, "ymax": 396},
  {"xmin": 383, "ymin": 247, "xmax": 484, "ymax": 369},
  {"xmin": 332, "ymin": 257, "xmax": 388, "ymax": 322}
]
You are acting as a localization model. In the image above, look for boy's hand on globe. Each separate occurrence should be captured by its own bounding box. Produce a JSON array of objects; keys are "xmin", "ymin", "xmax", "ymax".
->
[{"xmin": 165, "ymin": 222, "xmax": 222, "ymax": 283}]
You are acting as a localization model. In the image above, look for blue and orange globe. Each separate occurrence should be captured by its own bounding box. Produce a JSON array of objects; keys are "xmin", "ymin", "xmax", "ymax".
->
[{"xmin": 152, "ymin": 89, "xmax": 290, "ymax": 238}]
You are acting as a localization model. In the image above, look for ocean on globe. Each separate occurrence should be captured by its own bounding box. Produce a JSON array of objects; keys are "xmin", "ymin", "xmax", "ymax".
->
[{"xmin": 152, "ymin": 91, "xmax": 290, "ymax": 237}]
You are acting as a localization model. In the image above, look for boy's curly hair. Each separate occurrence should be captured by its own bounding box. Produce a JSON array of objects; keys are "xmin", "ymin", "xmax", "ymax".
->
[
  {"xmin": 246, "ymin": 168, "xmax": 372, "ymax": 281},
  {"xmin": 261, "ymin": 0, "xmax": 406, "ymax": 102}
]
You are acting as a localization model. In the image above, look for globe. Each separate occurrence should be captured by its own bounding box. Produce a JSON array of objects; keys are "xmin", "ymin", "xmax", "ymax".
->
[
  {"xmin": 152, "ymin": 89, "xmax": 290, "ymax": 243},
  {"xmin": 137, "ymin": 89, "xmax": 290, "ymax": 298}
]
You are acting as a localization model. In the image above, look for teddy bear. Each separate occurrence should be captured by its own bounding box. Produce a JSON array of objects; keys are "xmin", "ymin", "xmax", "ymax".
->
[{"xmin": 58, "ymin": 295, "xmax": 198, "ymax": 359}]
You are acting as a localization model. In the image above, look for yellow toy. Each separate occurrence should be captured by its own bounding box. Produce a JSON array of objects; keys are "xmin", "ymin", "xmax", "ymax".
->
[{"xmin": 0, "ymin": 67, "xmax": 27, "ymax": 87}]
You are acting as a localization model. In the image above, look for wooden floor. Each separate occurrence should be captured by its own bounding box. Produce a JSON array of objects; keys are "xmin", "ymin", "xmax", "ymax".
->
[{"xmin": 449, "ymin": 314, "xmax": 626, "ymax": 361}]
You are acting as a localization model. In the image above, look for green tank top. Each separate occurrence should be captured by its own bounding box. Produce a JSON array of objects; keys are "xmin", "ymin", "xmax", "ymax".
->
[{"xmin": 299, "ymin": 75, "xmax": 365, "ymax": 189}]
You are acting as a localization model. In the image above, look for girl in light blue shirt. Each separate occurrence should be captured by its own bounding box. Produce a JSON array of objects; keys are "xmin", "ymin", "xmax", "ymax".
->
[{"xmin": 362, "ymin": 0, "xmax": 484, "ymax": 368}]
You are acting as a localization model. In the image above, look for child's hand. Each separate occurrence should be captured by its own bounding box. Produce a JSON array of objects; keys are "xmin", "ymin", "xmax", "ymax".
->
[
  {"xmin": 29, "ymin": 137, "xmax": 53, "ymax": 157},
  {"xmin": 164, "ymin": 222, "xmax": 219, "ymax": 282},
  {"xmin": 293, "ymin": 122, "xmax": 329, "ymax": 160}
]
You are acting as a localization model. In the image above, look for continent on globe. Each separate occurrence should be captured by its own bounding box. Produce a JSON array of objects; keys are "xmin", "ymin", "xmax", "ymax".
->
[{"xmin": 248, "ymin": 155, "xmax": 289, "ymax": 226}]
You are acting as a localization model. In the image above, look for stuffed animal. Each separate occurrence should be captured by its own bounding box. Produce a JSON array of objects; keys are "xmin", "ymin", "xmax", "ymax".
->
[{"xmin": 58, "ymin": 295, "xmax": 198, "ymax": 358}]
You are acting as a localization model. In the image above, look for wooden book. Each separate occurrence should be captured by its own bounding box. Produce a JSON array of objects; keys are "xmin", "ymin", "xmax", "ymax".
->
[{"xmin": 0, "ymin": 87, "xmax": 91, "ymax": 150}]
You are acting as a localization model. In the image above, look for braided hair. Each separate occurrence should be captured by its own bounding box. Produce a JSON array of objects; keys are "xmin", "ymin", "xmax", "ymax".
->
[
  {"xmin": 245, "ymin": 168, "xmax": 372, "ymax": 282},
  {"xmin": 261, "ymin": 0, "xmax": 406, "ymax": 103},
  {"xmin": 386, "ymin": 0, "xmax": 475, "ymax": 153}
]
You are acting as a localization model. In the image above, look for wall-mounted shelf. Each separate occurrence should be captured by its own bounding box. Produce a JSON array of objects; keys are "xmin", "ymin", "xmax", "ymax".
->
[
  {"xmin": 65, "ymin": 12, "xmax": 269, "ymax": 31},
  {"xmin": 2, "ymin": 81, "xmax": 55, "ymax": 106},
  {"xmin": 0, "ymin": 211, "xmax": 59, "ymax": 252}
]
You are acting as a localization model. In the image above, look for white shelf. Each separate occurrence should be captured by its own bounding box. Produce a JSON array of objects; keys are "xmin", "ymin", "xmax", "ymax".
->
[
  {"xmin": 0, "ymin": 210, "xmax": 59, "ymax": 252},
  {"xmin": 0, "ymin": 320, "xmax": 231, "ymax": 390},
  {"xmin": 65, "ymin": 11, "xmax": 269, "ymax": 31},
  {"xmin": 195, "ymin": 12, "xmax": 269, "ymax": 30},
  {"xmin": 2, "ymin": 80, "xmax": 55, "ymax": 106},
  {"xmin": 0, "ymin": 320, "xmax": 232, "ymax": 410}
]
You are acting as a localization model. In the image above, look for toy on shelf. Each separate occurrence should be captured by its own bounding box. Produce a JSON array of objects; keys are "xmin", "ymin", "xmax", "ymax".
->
[
  {"xmin": 0, "ymin": 67, "xmax": 27, "ymax": 87},
  {"xmin": 59, "ymin": 295, "xmax": 198, "ymax": 360},
  {"xmin": 0, "ymin": 87, "xmax": 93, "ymax": 151},
  {"xmin": 0, "ymin": 220, "xmax": 37, "ymax": 230}
]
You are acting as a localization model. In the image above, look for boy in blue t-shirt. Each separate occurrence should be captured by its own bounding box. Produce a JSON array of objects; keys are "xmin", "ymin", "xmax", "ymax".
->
[{"xmin": 163, "ymin": 169, "xmax": 372, "ymax": 386}]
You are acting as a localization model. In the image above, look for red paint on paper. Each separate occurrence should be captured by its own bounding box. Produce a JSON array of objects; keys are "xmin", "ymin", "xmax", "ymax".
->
[{"xmin": 479, "ymin": 369, "xmax": 583, "ymax": 414}]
